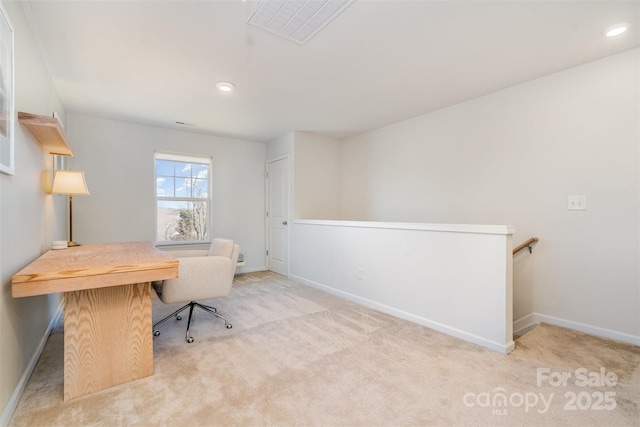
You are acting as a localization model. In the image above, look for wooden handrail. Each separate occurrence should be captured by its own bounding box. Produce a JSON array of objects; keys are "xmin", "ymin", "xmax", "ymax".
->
[{"xmin": 513, "ymin": 237, "xmax": 539, "ymax": 255}]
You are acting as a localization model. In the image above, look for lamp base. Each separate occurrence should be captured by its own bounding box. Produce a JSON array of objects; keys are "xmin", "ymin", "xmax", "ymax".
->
[{"xmin": 68, "ymin": 241, "xmax": 81, "ymax": 247}]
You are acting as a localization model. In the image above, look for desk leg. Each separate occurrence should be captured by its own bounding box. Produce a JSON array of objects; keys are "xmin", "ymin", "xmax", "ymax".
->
[{"xmin": 63, "ymin": 282, "xmax": 153, "ymax": 400}]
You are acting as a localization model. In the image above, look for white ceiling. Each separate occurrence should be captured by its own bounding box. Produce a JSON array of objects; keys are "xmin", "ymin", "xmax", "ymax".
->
[{"xmin": 23, "ymin": 0, "xmax": 640, "ymax": 143}]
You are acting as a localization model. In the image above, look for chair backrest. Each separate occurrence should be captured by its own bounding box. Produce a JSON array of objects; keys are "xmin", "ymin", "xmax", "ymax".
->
[
  {"xmin": 209, "ymin": 238, "xmax": 235, "ymax": 258},
  {"xmin": 209, "ymin": 238, "xmax": 240, "ymax": 272},
  {"xmin": 153, "ymin": 239, "xmax": 240, "ymax": 304}
]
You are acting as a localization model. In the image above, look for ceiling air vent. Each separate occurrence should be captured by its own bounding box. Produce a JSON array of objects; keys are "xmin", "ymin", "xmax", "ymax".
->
[{"xmin": 248, "ymin": 0, "xmax": 354, "ymax": 45}]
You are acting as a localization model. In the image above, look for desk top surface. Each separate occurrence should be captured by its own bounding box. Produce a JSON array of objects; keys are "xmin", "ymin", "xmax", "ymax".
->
[{"xmin": 12, "ymin": 241, "xmax": 179, "ymax": 297}]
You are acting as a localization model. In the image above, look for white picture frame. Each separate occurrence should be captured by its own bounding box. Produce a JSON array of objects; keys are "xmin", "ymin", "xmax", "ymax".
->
[{"xmin": 0, "ymin": 2, "xmax": 14, "ymax": 175}]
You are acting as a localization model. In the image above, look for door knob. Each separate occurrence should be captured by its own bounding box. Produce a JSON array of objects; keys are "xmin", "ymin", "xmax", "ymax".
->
[{"xmin": 282, "ymin": 221, "xmax": 288, "ymax": 225}]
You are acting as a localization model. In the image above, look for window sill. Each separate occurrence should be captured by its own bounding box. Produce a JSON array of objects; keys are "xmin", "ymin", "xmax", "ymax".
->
[{"xmin": 156, "ymin": 241, "xmax": 212, "ymax": 251}]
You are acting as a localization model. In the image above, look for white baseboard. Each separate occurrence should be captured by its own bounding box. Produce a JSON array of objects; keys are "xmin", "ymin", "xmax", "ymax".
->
[
  {"xmin": 0, "ymin": 301, "xmax": 63, "ymax": 427},
  {"xmin": 237, "ymin": 265, "xmax": 267, "ymax": 274},
  {"xmin": 513, "ymin": 312, "xmax": 640, "ymax": 346},
  {"xmin": 291, "ymin": 274, "xmax": 515, "ymax": 355},
  {"xmin": 513, "ymin": 313, "xmax": 539, "ymax": 335}
]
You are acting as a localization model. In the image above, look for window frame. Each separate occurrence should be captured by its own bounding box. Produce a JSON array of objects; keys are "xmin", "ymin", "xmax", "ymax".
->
[{"xmin": 154, "ymin": 151, "xmax": 213, "ymax": 246}]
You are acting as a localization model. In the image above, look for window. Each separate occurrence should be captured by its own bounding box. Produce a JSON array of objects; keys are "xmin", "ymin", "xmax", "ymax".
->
[{"xmin": 155, "ymin": 152, "xmax": 211, "ymax": 244}]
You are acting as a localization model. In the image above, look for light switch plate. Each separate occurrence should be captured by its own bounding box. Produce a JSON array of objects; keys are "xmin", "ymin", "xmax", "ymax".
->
[{"xmin": 568, "ymin": 195, "xmax": 586, "ymax": 210}]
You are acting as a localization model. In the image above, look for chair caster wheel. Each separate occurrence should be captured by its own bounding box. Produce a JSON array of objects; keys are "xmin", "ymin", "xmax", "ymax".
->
[
  {"xmin": 226, "ymin": 324, "xmax": 233, "ymax": 329},
  {"xmin": 153, "ymin": 330, "xmax": 160, "ymax": 336},
  {"xmin": 187, "ymin": 337, "xmax": 194, "ymax": 343},
  {"xmin": 176, "ymin": 315, "xmax": 182, "ymax": 321}
]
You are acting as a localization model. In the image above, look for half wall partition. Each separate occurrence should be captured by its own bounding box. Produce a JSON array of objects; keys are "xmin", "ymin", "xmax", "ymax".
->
[{"xmin": 289, "ymin": 220, "xmax": 515, "ymax": 354}]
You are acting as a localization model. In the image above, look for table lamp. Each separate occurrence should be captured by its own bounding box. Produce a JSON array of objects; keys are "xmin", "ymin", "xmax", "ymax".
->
[{"xmin": 51, "ymin": 170, "xmax": 90, "ymax": 247}]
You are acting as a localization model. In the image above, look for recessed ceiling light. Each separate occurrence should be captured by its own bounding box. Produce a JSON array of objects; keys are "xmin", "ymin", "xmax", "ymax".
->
[
  {"xmin": 216, "ymin": 81, "xmax": 235, "ymax": 93},
  {"xmin": 604, "ymin": 23, "xmax": 629, "ymax": 37}
]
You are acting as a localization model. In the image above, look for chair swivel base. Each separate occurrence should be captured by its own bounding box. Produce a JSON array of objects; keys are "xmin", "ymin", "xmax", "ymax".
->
[{"xmin": 153, "ymin": 301, "xmax": 232, "ymax": 343}]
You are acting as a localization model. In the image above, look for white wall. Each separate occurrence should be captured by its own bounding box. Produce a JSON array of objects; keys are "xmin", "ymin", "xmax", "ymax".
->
[
  {"xmin": 267, "ymin": 131, "xmax": 294, "ymax": 220},
  {"xmin": 267, "ymin": 131, "xmax": 294, "ymax": 161},
  {"xmin": 340, "ymin": 49, "xmax": 640, "ymax": 343},
  {"xmin": 287, "ymin": 128, "xmax": 520, "ymax": 353},
  {"xmin": 291, "ymin": 220, "xmax": 515, "ymax": 353},
  {"xmin": 294, "ymin": 132, "xmax": 341, "ymax": 219},
  {"xmin": 0, "ymin": 1, "xmax": 67, "ymax": 423},
  {"xmin": 267, "ymin": 131, "xmax": 341, "ymax": 219},
  {"xmin": 66, "ymin": 114, "xmax": 267, "ymax": 272}
]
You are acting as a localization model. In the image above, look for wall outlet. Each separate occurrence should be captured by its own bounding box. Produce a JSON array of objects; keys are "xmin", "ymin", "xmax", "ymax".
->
[
  {"xmin": 568, "ymin": 195, "xmax": 586, "ymax": 211},
  {"xmin": 357, "ymin": 268, "xmax": 364, "ymax": 280}
]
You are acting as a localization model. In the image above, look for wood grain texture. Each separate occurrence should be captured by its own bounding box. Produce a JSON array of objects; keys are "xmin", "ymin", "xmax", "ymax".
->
[
  {"xmin": 18, "ymin": 111, "xmax": 74, "ymax": 156},
  {"xmin": 12, "ymin": 241, "xmax": 178, "ymax": 297},
  {"xmin": 63, "ymin": 282, "xmax": 153, "ymax": 400},
  {"xmin": 11, "ymin": 241, "xmax": 178, "ymax": 400}
]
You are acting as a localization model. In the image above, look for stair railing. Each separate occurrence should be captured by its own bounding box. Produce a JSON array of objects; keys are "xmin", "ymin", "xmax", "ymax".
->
[{"xmin": 513, "ymin": 237, "xmax": 539, "ymax": 255}]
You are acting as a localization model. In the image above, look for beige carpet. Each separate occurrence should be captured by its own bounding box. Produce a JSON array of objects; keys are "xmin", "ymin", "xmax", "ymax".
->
[{"xmin": 9, "ymin": 272, "xmax": 640, "ymax": 426}]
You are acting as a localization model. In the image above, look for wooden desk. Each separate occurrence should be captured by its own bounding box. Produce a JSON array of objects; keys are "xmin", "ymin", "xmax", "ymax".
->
[{"xmin": 12, "ymin": 241, "xmax": 178, "ymax": 400}]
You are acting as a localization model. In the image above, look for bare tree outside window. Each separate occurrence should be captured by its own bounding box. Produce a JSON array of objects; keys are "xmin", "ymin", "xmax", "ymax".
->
[{"xmin": 155, "ymin": 154, "xmax": 211, "ymax": 243}]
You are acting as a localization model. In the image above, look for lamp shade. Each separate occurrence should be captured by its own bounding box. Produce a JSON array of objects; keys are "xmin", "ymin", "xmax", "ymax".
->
[{"xmin": 51, "ymin": 170, "xmax": 90, "ymax": 195}]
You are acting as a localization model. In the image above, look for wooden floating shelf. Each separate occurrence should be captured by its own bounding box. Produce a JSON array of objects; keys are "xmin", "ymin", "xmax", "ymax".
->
[{"xmin": 18, "ymin": 111, "xmax": 74, "ymax": 156}]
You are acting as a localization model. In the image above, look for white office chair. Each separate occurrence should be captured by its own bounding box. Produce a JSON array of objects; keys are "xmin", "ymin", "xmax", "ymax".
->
[{"xmin": 152, "ymin": 238, "xmax": 240, "ymax": 343}]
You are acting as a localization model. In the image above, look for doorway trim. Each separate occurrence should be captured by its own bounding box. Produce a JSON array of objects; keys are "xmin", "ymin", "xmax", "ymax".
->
[{"xmin": 265, "ymin": 155, "xmax": 291, "ymax": 276}]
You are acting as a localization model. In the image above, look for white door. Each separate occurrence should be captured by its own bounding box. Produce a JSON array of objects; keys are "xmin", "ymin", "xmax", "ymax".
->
[{"xmin": 267, "ymin": 157, "xmax": 289, "ymax": 275}]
